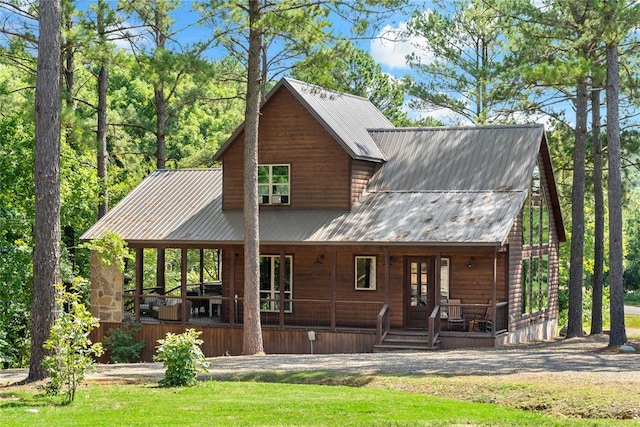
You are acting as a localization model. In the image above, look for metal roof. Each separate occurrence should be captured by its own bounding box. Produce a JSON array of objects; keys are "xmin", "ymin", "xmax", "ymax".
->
[
  {"xmin": 368, "ymin": 125, "xmax": 543, "ymax": 192},
  {"xmin": 81, "ymin": 169, "xmax": 525, "ymax": 246},
  {"xmin": 213, "ymin": 77, "xmax": 391, "ymax": 163}
]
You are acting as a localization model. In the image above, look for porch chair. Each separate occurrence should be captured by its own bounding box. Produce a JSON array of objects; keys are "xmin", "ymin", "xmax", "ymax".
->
[
  {"xmin": 447, "ymin": 298, "xmax": 466, "ymax": 331},
  {"xmin": 476, "ymin": 300, "xmax": 493, "ymax": 333},
  {"xmin": 157, "ymin": 299, "xmax": 192, "ymax": 321}
]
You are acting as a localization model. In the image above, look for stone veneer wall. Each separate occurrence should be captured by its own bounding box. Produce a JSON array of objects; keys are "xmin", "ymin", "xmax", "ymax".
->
[{"xmin": 89, "ymin": 251, "xmax": 123, "ymax": 323}]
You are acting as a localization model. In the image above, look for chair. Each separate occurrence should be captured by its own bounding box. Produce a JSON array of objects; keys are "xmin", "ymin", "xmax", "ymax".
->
[
  {"xmin": 476, "ymin": 300, "xmax": 493, "ymax": 333},
  {"xmin": 447, "ymin": 298, "xmax": 466, "ymax": 331},
  {"xmin": 157, "ymin": 300, "xmax": 192, "ymax": 321}
]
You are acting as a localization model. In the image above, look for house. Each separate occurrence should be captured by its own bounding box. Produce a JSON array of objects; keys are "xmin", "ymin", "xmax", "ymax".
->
[{"xmin": 82, "ymin": 78, "xmax": 565, "ymax": 360}]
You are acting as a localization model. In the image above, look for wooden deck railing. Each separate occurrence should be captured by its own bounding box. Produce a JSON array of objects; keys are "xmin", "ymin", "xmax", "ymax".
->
[
  {"xmin": 428, "ymin": 305, "xmax": 441, "ymax": 348},
  {"xmin": 376, "ymin": 304, "xmax": 390, "ymax": 345}
]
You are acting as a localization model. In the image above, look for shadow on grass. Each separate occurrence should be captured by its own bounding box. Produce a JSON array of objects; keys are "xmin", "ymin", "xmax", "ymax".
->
[
  {"xmin": 201, "ymin": 370, "xmax": 466, "ymax": 388},
  {"xmin": 202, "ymin": 370, "xmax": 375, "ymax": 387},
  {"xmin": 0, "ymin": 390, "xmax": 71, "ymax": 409}
]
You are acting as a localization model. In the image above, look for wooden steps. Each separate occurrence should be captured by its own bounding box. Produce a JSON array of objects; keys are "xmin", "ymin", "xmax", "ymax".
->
[{"xmin": 373, "ymin": 330, "xmax": 440, "ymax": 352}]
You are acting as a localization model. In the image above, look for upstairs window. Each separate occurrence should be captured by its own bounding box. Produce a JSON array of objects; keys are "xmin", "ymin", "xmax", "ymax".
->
[{"xmin": 258, "ymin": 164, "xmax": 290, "ymax": 205}]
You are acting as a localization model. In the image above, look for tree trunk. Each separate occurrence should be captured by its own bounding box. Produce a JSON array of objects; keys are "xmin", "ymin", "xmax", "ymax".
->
[
  {"xmin": 566, "ymin": 82, "xmax": 588, "ymax": 338},
  {"xmin": 29, "ymin": 0, "xmax": 62, "ymax": 382},
  {"xmin": 97, "ymin": 0, "xmax": 109, "ymax": 218},
  {"xmin": 606, "ymin": 43, "xmax": 626, "ymax": 346},
  {"xmin": 242, "ymin": 0, "xmax": 264, "ymax": 355},
  {"xmin": 155, "ymin": 85, "xmax": 166, "ymax": 170},
  {"xmin": 591, "ymin": 88, "xmax": 603, "ymax": 335}
]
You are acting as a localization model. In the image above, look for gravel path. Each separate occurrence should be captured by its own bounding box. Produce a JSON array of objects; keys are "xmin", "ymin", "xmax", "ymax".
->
[{"xmin": 2, "ymin": 335, "xmax": 637, "ymax": 386}]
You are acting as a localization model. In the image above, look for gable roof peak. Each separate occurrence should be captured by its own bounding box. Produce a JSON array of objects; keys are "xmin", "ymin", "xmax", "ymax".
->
[{"xmin": 213, "ymin": 77, "xmax": 393, "ymax": 162}]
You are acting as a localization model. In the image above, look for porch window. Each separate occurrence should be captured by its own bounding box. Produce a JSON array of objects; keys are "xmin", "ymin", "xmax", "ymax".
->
[
  {"xmin": 355, "ymin": 256, "xmax": 376, "ymax": 290},
  {"xmin": 440, "ymin": 258, "xmax": 450, "ymax": 318},
  {"xmin": 258, "ymin": 164, "xmax": 290, "ymax": 205},
  {"xmin": 259, "ymin": 255, "xmax": 292, "ymax": 312},
  {"xmin": 522, "ymin": 254, "xmax": 549, "ymax": 314}
]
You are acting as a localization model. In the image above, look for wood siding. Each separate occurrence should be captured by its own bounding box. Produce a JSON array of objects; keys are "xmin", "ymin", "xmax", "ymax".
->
[
  {"xmin": 222, "ymin": 245, "xmax": 506, "ymax": 331},
  {"xmin": 221, "ymin": 88, "xmax": 352, "ymax": 211},
  {"xmin": 507, "ymin": 152, "xmax": 561, "ymax": 333},
  {"xmin": 351, "ymin": 160, "xmax": 377, "ymax": 205},
  {"xmin": 92, "ymin": 323, "xmax": 375, "ymax": 361}
]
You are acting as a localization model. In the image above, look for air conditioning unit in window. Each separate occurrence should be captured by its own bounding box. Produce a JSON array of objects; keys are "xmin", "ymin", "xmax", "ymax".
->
[
  {"xmin": 271, "ymin": 195, "xmax": 283, "ymax": 204},
  {"xmin": 259, "ymin": 195, "xmax": 270, "ymax": 204}
]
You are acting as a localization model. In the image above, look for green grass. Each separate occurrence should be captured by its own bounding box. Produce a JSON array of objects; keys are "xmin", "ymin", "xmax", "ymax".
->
[
  {"xmin": 626, "ymin": 314, "xmax": 640, "ymax": 330},
  {"xmin": 1, "ymin": 380, "xmax": 580, "ymax": 426}
]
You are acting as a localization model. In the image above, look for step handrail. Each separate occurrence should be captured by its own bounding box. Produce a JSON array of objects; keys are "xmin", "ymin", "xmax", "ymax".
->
[
  {"xmin": 428, "ymin": 305, "xmax": 441, "ymax": 348},
  {"xmin": 376, "ymin": 304, "xmax": 390, "ymax": 345}
]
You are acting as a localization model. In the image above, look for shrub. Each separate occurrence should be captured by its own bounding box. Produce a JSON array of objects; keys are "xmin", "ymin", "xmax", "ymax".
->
[
  {"xmin": 154, "ymin": 329, "xmax": 209, "ymax": 387},
  {"xmin": 103, "ymin": 322, "xmax": 145, "ymax": 363},
  {"xmin": 43, "ymin": 282, "xmax": 104, "ymax": 403}
]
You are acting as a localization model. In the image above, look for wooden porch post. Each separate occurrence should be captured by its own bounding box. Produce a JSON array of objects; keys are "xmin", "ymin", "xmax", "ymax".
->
[
  {"xmin": 157, "ymin": 248, "xmax": 166, "ymax": 294},
  {"xmin": 181, "ymin": 248, "xmax": 188, "ymax": 324},
  {"xmin": 230, "ymin": 248, "xmax": 235, "ymax": 326},
  {"xmin": 278, "ymin": 250, "xmax": 285, "ymax": 329},
  {"xmin": 135, "ymin": 248, "xmax": 143, "ymax": 321},
  {"xmin": 492, "ymin": 247, "xmax": 497, "ymax": 337},
  {"xmin": 199, "ymin": 249, "xmax": 205, "ymax": 295},
  {"xmin": 385, "ymin": 249, "xmax": 390, "ymax": 306},
  {"xmin": 331, "ymin": 250, "xmax": 337, "ymax": 331},
  {"xmin": 435, "ymin": 253, "xmax": 441, "ymax": 314}
]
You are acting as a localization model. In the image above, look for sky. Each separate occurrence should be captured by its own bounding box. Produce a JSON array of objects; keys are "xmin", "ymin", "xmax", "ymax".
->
[
  {"xmin": 160, "ymin": 1, "xmax": 439, "ymax": 121},
  {"xmin": 102, "ymin": 1, "xmax": 559, "ymax": 126}
]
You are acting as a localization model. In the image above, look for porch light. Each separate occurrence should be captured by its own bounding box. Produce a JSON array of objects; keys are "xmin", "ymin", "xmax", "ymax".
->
[{"xmin": 467, "ymin": 257, "xmax": 475, "ymax": 268}]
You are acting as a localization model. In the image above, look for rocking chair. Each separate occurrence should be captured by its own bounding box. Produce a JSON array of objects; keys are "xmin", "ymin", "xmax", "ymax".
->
[{"xmin": 447, "ymin": 298, "xmax": 466, "ymax": 331}]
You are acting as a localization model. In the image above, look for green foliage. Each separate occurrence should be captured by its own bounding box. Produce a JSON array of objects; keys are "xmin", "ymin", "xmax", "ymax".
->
[
  {"xmin": 81, "ymin": 231, "xmax": 133, "ymax": 272},
  {"xmin": 43, "ymin": 282, "xmax": 104, "ymax": 403},
  {"xmin": 154, "ymin": 328, "xmax": 209, "ymax": 387},
  {"xmin": 102, "ymin": 322, "xmax": 145, "ymax": 364},
  {"xmin": 624, "ymin": 291, "xmax": 640, "ymax": 307},
  {"xmin": 557, "ymin": 285, "xmax": 610, "ymax": 332},
  {"xmin": 291, "ymin": 41, "xmax": 411, "ymax": 126},
  {"xmin": 404, "ymin": 0, "xmax": 523, "ymax": 125}
]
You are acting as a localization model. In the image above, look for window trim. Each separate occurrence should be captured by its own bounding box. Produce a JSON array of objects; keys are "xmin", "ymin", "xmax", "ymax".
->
[
  {"xmin": 355, "ymin": 256, "xmax": 377, "ymax": 290},
  {"xmin": 258, "ymin": 164, "xmax": 290, "ymax": 205}
]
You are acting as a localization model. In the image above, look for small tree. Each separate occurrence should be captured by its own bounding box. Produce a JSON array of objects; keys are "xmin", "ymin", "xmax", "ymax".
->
[
  {"xmin": 43, "ymin": 282, "xmax": 103, "ymax": 403},
  {"xmin": 154, "ymin": 329, "xmax": 208, "ymax": 387}
]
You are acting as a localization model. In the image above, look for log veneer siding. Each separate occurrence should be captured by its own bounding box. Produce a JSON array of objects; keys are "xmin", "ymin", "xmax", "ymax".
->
[{"xmin": 221, "ymin": 88, "xmax": 352, "ymax": 211}]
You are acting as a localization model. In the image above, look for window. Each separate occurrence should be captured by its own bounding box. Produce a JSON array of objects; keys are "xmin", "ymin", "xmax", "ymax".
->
[
  {"xmin": 259, "ymin": 255, "xmax": 292, "ymax": 312},
  {"xmin": 522, "ymin": 255, "xmax": 549, "ymax": 314},
  {"xmin": 355, "ymin": 256, "xmax": 376, "ymax": 290},
  {"xmin": 440, "ymin": 258, "xmax": 450, "ymax": 318},
  {"xmin": 258, "ymin": 164, "xmax": 290, "ymax": 205}
]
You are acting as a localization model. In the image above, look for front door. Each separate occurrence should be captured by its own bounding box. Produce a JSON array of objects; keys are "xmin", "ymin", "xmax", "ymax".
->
[{"xmin": 405, "ymin": 257, "xmax": 435, "ymax": 328}]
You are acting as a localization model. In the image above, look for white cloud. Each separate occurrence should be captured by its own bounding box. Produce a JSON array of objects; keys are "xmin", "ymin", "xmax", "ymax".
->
[{"xmin": 370, "ymin": 20, "xmax": 433, "ymax": 71}]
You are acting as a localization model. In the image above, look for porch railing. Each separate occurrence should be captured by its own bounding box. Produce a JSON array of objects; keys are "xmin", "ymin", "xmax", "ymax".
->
[
  {"xmin": 128, "ymin": 294, "xmax": 386, "ymax": 331},
  {"xmin": 376, "ymin": 304, "xmax": 390, "ymax": 345},
  {"xmin": 427, "ymin": 305, "xmax": 441, "ymax": 347}
]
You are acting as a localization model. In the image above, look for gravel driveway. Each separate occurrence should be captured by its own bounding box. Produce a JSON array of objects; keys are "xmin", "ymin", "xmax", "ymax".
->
[{"xmin": 2, "ymin": 335, "xmax": 637, "ymax": 386}]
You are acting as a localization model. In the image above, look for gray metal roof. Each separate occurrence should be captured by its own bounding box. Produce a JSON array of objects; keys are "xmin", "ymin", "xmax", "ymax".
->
[
  {"xmin": 81, "ymin": 169, "xmax": 525, "ymax": 246},
  {"xmin": 368, "ymin": 124, "xmax": 544, "ymax": 192},
  {"xmin": 213, "ymin": 77, "xmax": 391, "ymax": 162}
]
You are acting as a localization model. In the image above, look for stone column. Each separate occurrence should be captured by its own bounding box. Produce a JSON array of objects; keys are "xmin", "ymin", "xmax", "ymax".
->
[{"xmin": 90, "ymin": 251, "xmax": 123, "ymax": 323}]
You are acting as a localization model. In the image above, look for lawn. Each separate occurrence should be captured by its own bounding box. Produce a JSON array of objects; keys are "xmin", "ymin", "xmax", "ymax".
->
[
  {"xmin": 0, "ymin": 379, "xmax": 603, "ymax": 426},
  {"xmin": 3, "ymin": 371, "xmax": 639, "ymax": 426}
]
